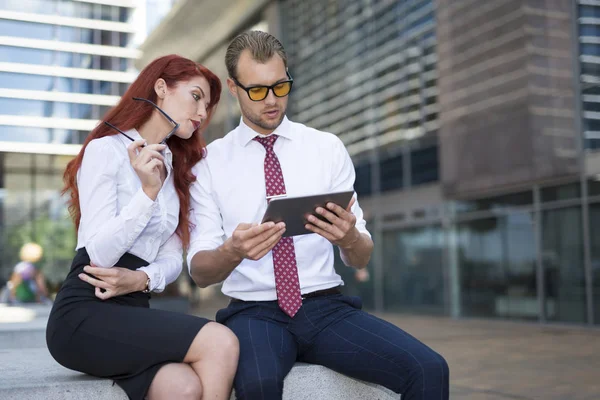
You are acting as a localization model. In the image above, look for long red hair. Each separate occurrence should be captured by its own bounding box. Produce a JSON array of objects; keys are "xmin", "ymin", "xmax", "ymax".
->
[{"xmin": 63, "ymin": 54, "xmax": 221, "ymax": 249}]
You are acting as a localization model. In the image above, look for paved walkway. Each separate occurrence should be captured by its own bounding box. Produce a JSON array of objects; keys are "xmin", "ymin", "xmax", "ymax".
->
[
  {"xmin": 193, "ymin": 300, "xmax": 600, "ymax": 400},
  {"xmin": 377, "ymin": 314, "xmax": 600, "ymax": 400}
]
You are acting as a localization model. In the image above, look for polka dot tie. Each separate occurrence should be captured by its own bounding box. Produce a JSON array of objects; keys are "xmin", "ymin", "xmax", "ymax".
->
[{"xmin": 254, "ymin": 134, "xmax": 302, "ymax": 317}]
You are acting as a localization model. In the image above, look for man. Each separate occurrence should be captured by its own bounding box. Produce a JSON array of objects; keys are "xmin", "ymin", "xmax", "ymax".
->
[{"xmin": 188, "ymin": 30, "xmax": 449, "ymax": 400}]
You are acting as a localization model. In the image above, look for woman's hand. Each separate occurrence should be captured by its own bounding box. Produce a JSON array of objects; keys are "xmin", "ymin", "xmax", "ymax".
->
[
  {"xmin": 127, "ymin": 140, "xmax": 166, "ymax": 200},
  {"xmin": 78, "ymin": 264, "xmax": 149, "ymax": 300}
]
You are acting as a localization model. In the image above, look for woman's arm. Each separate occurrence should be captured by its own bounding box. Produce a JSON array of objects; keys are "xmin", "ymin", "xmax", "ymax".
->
[
  {"xmin": 136, "ymin": 233, "xmax": 183, "ymax": 292},
  {"xmin": 78, "ymin": 139, "xmax": 163, "ymax": 268}
]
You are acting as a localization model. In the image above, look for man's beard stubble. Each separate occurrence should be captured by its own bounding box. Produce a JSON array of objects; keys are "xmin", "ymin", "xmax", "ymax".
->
[{"xmin": 241, "ymin": 102, "xmax": 286, "ymax": 132}]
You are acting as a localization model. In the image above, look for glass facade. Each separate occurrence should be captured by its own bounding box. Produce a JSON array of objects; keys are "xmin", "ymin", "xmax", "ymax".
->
[
  {"xmin": 337, "ymin": 183, "xmax": 597, "ymax": 325},
  {"xmin": 1, "ymin": 1, "xmax": 130, "ymax": 21},
  {"xmin": 382, "ymin": 225, "xmax": 446, "ymax": 315},
  {"xmin": 279, "ymin": 0, "xmax": 598, "ymax": 325},
  {"xmin": 0, "ymin": 153, "xmax": 76, "ymax": 291},
  {"xmin": 578, "ymin": 1, "xmax": 600, "ymax": 149},
  {"xmin": 282, "ymin": 0, "xmax": 438, "ymax": 192},
  {"xmin": 0, "ymin": 1, "xmax": 176, "ymax": 290},
  {"xmin": 0, "ymin": 0, "xmax": 137, "ymax": 146}
]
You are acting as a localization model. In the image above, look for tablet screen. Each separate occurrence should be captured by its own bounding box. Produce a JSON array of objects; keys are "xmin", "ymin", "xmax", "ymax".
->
[{"xmin": 261, "ymin": 190, "xmax": 354, "ymax": 237}]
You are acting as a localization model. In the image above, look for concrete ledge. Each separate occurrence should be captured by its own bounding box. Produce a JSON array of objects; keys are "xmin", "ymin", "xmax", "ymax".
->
[
  {"xmin": 278, "ymin": 363, "xmax": 399, "ymax": 400},
  {"xmin": 0, "ymin": 348, "xmax": 127, "ymax": 400},
  {"xmin": 1, "ymin": 348, "xmax": 399, "ymax": 399}
]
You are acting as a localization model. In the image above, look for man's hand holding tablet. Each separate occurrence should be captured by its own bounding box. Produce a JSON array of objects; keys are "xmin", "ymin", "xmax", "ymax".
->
[{"xmin": 261, "ymin": 190, "xmax": 355, "ymax": 239}]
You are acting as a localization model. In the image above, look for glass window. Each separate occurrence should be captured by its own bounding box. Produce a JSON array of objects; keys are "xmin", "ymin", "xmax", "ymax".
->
[
  {"xmin": 0, "ymin": 98, "xmax": 101, "ymax": 119},
  {"xmin": 354, "ymin": 163, "xmax": 372, "ymax": 196},
  {"xmin": 455, "ymin": 191, "xmax": 533, "ymax": 214},
  {"xmin": 0, "ymin": 73, "xmax": 55, "ymax": 91},
  {"xmin": 0, "ymin": 72, "xmax": 122, "ymax": 95},
  {"xmin": 580, "ymin": 24, "xmax": 600, "ymax": 37},
  {"xmin": 0, "ymin": 46, "xmax": 119, "ymax": 70},
  {"xmin": 411, "ymin": 145, "xmax": 439, "ymax": 185},
  {"xmin": 380, "ymin": 154, "xmax": 404, "ymax": 192},
  {"xmin": 382, "ymin": 225, "xmax": 446, "ymax": 314},
  {"xmin": 584, "ymin": 118, "xmax": 600, "ymax": 132},
  {"xmin": 542, "ymin": 207, "xmax": 586, "ymax": 323},
  {"xmin": 0, "ymin": 46, "xmax": 54, "ymax": 65},
  {"xmin": 580, "ymin": 5, "xmax": 600, "ymax": 19},
  {"xmin": 0, "ymin": 0, "xmax": 125, "ymax": 20},
  {"xmin": 541, "ymin": 183, "xmax": 580, "ymax": 202},
  {"xmin": 0, "ymin": 0, "xmax": 54, "ymax": 14},
  {"xmin": 0, "ymin": 98, "xmax": 48, "ymax": 117},
  {"xmin": 0, "ymin": 20, "xmax": 53, "ymax": 40},
  {"xmin": 57, "ymin": 26, "xmax": 93, "ymax": 44},
  {"xmin": 0, "ymin": 126, "xmax": 52, "ymax": 144},
  {"xmin": 0, "ymin": 126, "xmax": 84, "ymax": 144},
  {"xmin": 582, "ymin": 62, "xmax": 600, "ymax": 79},
  {"xmin": 584, "ymin": 101, "xmax": 600, "ymax": 113},
  {"xmin": 458, "ymin": 213, "xmax": 537, "ymax": 320},
  {"xmin": 0, "ymin": 152, "xmax": 77, "ymax": 293},
  {"xmin": 581, "ymin": 43, "xmax": 600, "ymax": 57},
  {"xmin": 589, "ymin": 203, "xmax": 600, "ymax": 325},
  {"xmin": 588, "ymin": 179, "xmax": 600, "ymax": 196}
]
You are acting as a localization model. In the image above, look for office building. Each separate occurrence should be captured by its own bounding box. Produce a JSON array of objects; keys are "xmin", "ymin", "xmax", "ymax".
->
[
  {"xmin": 139, "ymin": 0, "xmax": 599, "ymax": 325},
  {"xmin": 0, "ymin": 0, "xmax": 174, "ymax": 287}
]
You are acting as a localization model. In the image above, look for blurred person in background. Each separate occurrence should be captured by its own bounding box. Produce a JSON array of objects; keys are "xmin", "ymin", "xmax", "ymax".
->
[
  {"xmin": 46, "ymin": 55, "xmax": 239, "ymax": 400},
  {"xmin": 188, "ymin": 31, "xmax": 449, "ymax": 400},
  {"xmin": 4, "ymin": 242, "xmax": 51, "ymax": 304}
]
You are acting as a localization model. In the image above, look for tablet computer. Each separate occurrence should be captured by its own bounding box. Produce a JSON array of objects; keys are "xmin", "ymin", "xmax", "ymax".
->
[{"xmin": 261, "ymin": 190, "xmax": 354, "ymax": 237}]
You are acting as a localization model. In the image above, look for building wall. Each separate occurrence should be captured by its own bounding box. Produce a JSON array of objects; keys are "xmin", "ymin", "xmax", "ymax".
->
[{"xmin": 437, "ymin": 0, "xmax": 579, "ymax": 199}]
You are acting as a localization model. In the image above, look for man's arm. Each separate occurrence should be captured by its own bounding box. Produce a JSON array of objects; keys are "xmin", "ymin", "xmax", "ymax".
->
[
  {"xmin": 189, "ymin": 222, "xmax": 286, "ymax": 288},
  {"xmin": 305, "ymin": 136, "xmax": 374, "ymax": 268},
  {"xmin": 338, "ymin": 230, "xmax": 373, "ymax": 269},
  {"xmin": 306, "ymin": 199, "xmax": 373, "ymax": 269},
  {"xmin": 189, "ymin": 237, "xmax": 241, "ymax": 288}
]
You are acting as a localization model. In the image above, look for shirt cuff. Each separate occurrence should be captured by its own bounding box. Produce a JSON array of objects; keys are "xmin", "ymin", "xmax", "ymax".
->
[{"xmin": 137, "ymin": 266, "xmax": 163, "ymax": 293}]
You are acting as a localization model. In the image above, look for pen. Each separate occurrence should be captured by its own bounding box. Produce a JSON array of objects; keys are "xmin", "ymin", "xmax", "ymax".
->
[{"xmin": 104, "ymin": 122, "xmax": 147, "ymax": 147}]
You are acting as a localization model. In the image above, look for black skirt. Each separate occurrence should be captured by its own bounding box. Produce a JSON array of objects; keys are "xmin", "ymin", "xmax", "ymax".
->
[{"xmin": 46, "ymin": 248, "xmax": 210, "ymax": 400}]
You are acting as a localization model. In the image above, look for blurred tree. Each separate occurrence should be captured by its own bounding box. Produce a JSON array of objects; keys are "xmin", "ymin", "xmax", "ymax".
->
[{"xmin": 5, "ymin": 212, "xmax": 76, "ymax": 287}]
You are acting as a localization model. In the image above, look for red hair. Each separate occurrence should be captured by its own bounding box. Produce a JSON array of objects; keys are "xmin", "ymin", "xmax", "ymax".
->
[{"xmin": 63, "ymin": 54, "xmax": 221, "ymax": 249}]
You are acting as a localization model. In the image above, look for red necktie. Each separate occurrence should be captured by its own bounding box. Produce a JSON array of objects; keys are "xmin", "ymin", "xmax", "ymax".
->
[{"xmin": 254, "ymin": 135, "xmax": 302, "ymax": 317}]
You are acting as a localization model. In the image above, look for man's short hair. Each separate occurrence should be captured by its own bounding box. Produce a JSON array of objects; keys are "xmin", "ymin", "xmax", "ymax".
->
[{"xmin": 225, "ymin": 30, "xmax": 288, "ymax": 79}]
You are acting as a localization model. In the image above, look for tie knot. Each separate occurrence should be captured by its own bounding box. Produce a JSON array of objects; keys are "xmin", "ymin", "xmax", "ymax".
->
[{"xmin": 253, "ymin": 134, "xmax": 279, "ymax": 151}]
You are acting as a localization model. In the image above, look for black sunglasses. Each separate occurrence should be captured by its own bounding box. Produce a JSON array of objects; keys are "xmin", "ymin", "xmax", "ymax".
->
[
  {"xmin": 104, "ymin": 97, "xmax": 180, "ymax": 145},
  {"xmin": 231, "ymin": 71, "xmax": 294, "ymax": 101}
]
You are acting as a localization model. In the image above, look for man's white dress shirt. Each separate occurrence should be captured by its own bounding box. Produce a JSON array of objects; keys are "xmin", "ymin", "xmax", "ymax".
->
[
  {"xmin": 76, "ymin": 130, "xmax": 182, "ymax": 292},
  {"xmin": 189, "ymin": 117, "xmax": 370, "ymax": 301}
]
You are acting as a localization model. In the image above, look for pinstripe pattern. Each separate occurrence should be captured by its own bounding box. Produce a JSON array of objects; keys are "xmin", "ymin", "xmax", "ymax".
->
[{"xmin": 216, "ymin": 293, "xmax": 449, "ymax": 400}]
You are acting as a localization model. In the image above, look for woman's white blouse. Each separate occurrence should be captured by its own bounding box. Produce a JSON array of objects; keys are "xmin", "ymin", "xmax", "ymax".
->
[{"xmin": 75, "ymin": 130, "xmax": 182, "ymax": 292}]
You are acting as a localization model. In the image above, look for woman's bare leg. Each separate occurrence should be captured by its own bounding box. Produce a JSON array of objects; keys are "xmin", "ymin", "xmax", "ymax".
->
[
  {"xmin": 183, "ymin": 322, "xmax": 239, "ymax": 399},
  {"xmin": 147, "ymin": 363, "xmax": 202, "ymax": 400}
]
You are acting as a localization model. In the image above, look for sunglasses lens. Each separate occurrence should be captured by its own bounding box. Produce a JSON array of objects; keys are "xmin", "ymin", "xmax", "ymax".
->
[
  {"xmin": 249, "ymin": 87, "xmax": 268, "ymax": 101},
  {"xmin": 273, "ymin": 82, "xmax": 292, "ymax": 97}
]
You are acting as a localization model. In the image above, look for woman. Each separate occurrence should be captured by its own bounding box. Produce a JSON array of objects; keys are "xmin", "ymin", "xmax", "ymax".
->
[{"xmin": 46, "ymin": 55, "xmax": 239, "ymax": 400}]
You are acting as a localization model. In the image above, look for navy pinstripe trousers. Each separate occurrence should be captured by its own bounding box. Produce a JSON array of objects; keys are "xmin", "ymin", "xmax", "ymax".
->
[{"xmin": 216, "ymin": 292, "xmax": 449, "ymax": 400}]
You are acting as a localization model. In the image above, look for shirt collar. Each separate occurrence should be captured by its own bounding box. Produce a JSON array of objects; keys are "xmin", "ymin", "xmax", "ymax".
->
[
  {"xmin": 237, "ymin": 115, "xmax": 294, "ymax": 147},
  {"xmin": 120, "ymin": 128, "xmax": 173, "ymax": 163}
]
